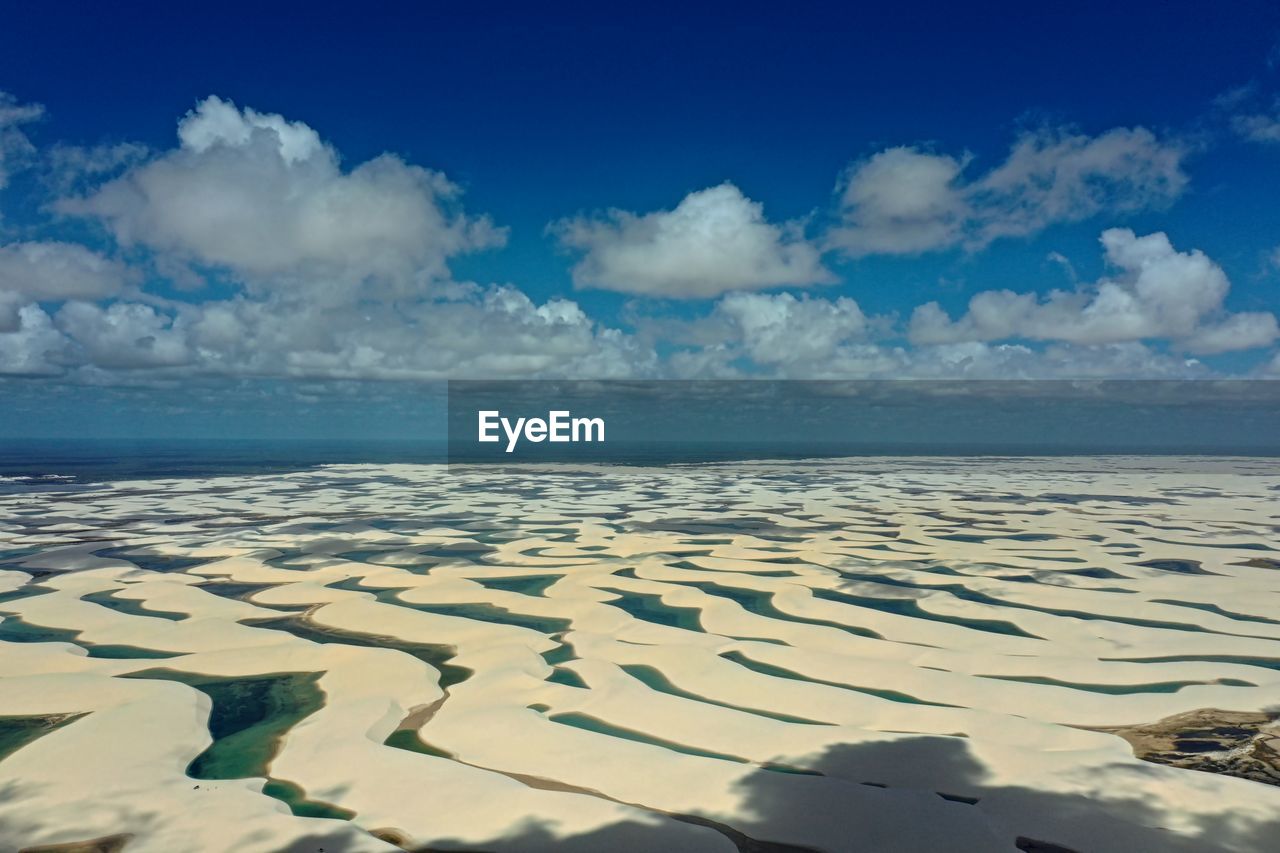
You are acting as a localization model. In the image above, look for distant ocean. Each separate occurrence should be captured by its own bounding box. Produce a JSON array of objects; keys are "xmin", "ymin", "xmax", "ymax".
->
[
  {"xmin": 1, "ymin": 438, "xmax": 1278, "ymax": 490},
  {"xmin": 0, "ymin": 439, "xmax": 449, "ymax": 489}
]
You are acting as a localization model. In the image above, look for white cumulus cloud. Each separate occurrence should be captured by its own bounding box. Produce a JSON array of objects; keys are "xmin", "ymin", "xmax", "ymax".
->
[
  {"xmin": 0, "ymin": 242, "xmax": 132, "ymax": 331},
  {"xmin": 715, "ymin": 291, "xmax": 869, "ymax": 369},
  {"xmin": 59, "ymin": 96, "xmax": 505, "ymax": 301},
  {"xmin": 553, "ymin": 182, "xmax": 832, "ymax": 298},
  {"xmin": 829, "ymin": 147, "xmax": 970, "ymax": 256},
  {"xmin": 0, "ymin": 305, "xmax": 68, "ymax": 376},
  {"xmin": 831, "ymin": 127, "xmax": 1188, "ymax": 256},
  {"xmin": 55, "ymin": 301, "xmax": 191, "ymax": 369},
  {"xmin": 909, "ymin": 229, "xmax": 1278, "ymax": 354},
  {"xmin": 0, "ymin": 92, "xmax": 1274, "ymax": 383},
  {"xmin": 0, "ymin": 284, "xmax": 653, "ymax": 380}
]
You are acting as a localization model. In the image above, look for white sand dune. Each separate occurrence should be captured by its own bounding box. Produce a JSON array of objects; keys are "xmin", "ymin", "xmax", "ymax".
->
[{"xmin": 0, "ymin": 456, "xmax": 1278, "ymax": 852}]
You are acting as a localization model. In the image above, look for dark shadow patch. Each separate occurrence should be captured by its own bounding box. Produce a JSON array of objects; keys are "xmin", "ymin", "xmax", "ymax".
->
[{"xmin": 0, "ymin": 713, "xmax": 88, "ymax": 765}]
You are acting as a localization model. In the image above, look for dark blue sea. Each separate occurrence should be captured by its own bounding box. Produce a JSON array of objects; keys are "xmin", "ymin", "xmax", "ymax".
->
[{"xmin": 1, "ymin": 438, "xmax": 1278, "ymax": 491}]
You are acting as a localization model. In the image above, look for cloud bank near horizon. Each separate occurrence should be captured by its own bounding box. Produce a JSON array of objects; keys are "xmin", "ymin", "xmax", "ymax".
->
[{"xmin": 0, "ymin": 91, "xmax": 1278, "ymax": 384}]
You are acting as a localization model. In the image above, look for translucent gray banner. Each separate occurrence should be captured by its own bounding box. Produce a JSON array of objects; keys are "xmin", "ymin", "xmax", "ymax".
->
[{"xmin": 446, "ymin": 380, "xmax": 1280, "ymax": 463}]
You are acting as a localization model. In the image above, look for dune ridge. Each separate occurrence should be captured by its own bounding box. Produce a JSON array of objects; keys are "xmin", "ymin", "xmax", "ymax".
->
[{"xmin": 0, "ymin": 456, "xmax": 1278, "ymax": 851}]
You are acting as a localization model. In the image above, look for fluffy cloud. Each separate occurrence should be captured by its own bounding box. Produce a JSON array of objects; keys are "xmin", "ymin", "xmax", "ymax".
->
[
  {"xmin": 0, "ymin": 92, "xmax": 1273, "ymax": 383},
  {"xmin": 553, "ymin": 183, "xmax": 832, "ymax": 298},
  {"xmin": 54, "ymin": 301, "xmax": 191, "ymax": 370},
  {"xmin": 0, "ymin": 305, "xmax": 67, "ymax": 376},
  {"xmin": 0, "ymin": 242, "xmax": 132, "ymax": 331},
  {"xmin": 0, "ymin": 282, "xmax": 1244, "ymax": 382},
  {"xmin": 0, "ymin": 241, "xmax": 130, "ymax": 299},
  {"xmin": 909, "ymin": 229, "xmax": 1278, "ymax": 354},
  {"xmin": 972, "ymin": 128, "xmax": 1187, "ymax": 243},
  {"xmin": 179, "ymin": 286, "xmax": 653, "ymax": 380},
  {"xmin": 0, "ymin": 95, "xmax": 649, "ymax": 380},
  {"xmin": 0, "ymin": 283, "xmax": 651, "ymax": 380},
  {"xmin": 659, "ymin": 230, "xmax": 1271, "ymax": 378},
  {"xmin": 831, "ymin": 127, "xmax": 1187, "ymax": 256},
  {"xmin": 669, "ymin": 295, "xmax": 1209, "ymax": 379},
  {"xmin": 829, "ymin": 148, "xmax": 970, "ymax": 256},
  {"xmin": 2, "ymin": 229, "xmax": 1267, "ymax": 381},
  {"xmin": 715, "ymin": 291, "xmax": 869, "ymax": 368},
  {"xmin": 0, "ymin": 91, "xmax": 43, "ymax": 191},
  {"xmin": 59, "ymin": 96, "xmax": 504, "ymax": 300}
]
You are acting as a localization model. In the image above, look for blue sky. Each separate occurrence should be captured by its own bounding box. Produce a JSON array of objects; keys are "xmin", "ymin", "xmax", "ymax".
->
[{"xmin": 2, "ymin": 2, "xmax": 1280, "ymax": 436}]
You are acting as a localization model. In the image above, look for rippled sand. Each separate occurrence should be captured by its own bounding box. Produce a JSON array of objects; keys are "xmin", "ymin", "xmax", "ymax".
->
[{"xmin": 1, "ymin": 457, "xmax": 1279, "ymax": 852}]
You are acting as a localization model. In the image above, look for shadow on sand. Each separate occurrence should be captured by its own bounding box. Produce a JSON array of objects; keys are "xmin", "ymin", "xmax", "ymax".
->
[{"xmin": 416, "ymin": 735, "xmax": 1280, "ymax": 853}]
